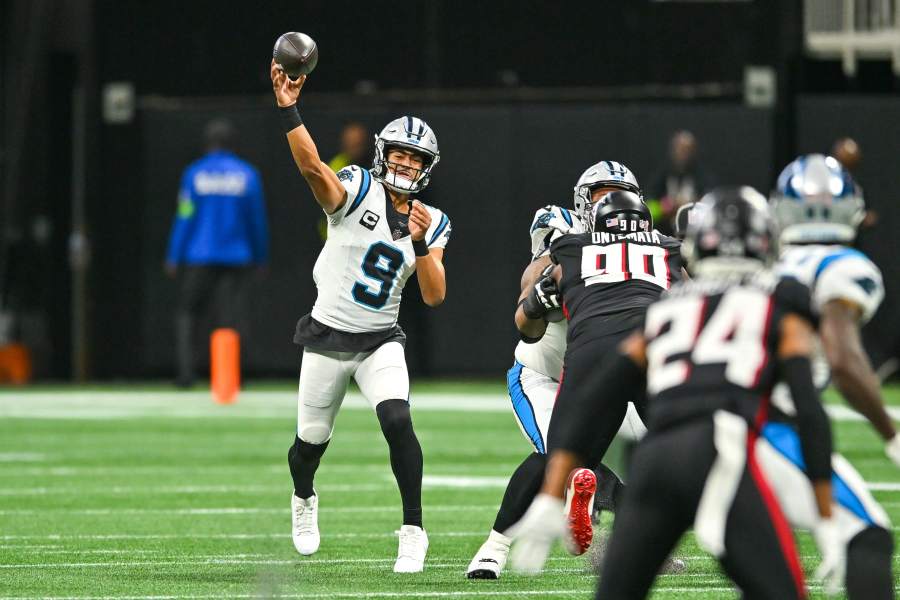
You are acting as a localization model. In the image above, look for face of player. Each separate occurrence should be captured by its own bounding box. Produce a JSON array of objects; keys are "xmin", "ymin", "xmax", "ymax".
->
[
  {"xmin": 385, "ymin": 148, "xmax": 426, "ymax": 182},
  {"xmin": 590, "ymin": 186, "xmax": 624, "ymax": 204}
]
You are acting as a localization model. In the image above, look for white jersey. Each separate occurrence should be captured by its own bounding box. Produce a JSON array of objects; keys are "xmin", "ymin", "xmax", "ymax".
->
[
  {"xmin": 310, "ymin": 165, "xmax": 451, "ymax": 333},
  {"xmin": 513, "ymin": 205, "xmax": 585, "ymax": 378},
  {"xmin": 772, "ymin": 244, "xmax": 884, "ymax": 413}
]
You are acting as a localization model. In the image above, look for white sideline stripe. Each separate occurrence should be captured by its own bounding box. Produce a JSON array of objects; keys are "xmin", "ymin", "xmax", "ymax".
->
[{"xmin": 0, "ymin": 504, "xmax": 498, "ymax": 516}]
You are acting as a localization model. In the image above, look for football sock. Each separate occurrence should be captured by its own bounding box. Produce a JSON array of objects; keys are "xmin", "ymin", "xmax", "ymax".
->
[
  {"xmin": 593, "ymin": 462, "xmax": 626, "ymax": 513},
  {"xmin": 288, "ymin": 435, "xmax": 329, "ymax": 500},
  {"xmin": 376, "ymin": 399, "xmax": 424, "ymax": 528},
  {"xmin": 492, "ymin": 452, "xmax": 547, "ymax": 534},
  {"xmin": 846, "ymin": 526, "xmax": 894, "ymax": 600}
]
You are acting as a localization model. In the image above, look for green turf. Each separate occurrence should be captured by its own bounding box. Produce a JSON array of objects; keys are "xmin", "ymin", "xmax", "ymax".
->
[{"xmin": 0, "ymin": 385, "xmax": 898, "ymax": 599}]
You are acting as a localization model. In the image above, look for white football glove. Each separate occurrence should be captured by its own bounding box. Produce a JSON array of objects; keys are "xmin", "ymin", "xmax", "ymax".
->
[
  {"xmin": 813, "ymin": 516, "xmax": 846, "ymax": 597},
  {"xmin": 884, "ymin": 434, "xmax": 900, "ymax": 468},
  {"xmin": 507, "ymin": 493, "xmax": 566, "ymax": 575}
]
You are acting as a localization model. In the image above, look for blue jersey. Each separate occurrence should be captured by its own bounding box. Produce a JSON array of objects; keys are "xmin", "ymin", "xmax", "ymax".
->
[{"xmin": 166, "ymin": 150, "xmax": 269, "ymax": 266}]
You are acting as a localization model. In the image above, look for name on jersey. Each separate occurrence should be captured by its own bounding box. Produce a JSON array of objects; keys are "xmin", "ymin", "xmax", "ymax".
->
[
  {"xmin": 193, "ymin": 172, "xmax": 247, "ymax": 196},
  {"xmin": 592, "ymin": 231, "xmax": 661, "ymax": 245}
]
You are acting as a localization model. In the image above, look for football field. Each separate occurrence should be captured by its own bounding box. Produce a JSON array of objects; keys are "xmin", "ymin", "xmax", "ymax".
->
[{"xmin": 1, "ymin": 382, "xmax": 899, "ymax": 599}]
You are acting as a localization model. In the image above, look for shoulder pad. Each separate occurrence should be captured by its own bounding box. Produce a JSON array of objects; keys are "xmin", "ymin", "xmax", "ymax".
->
[
  {"xmin": 530, "ymin": 205, "xmax": 583, "ymax": 259},
  {"xmin": 813, "ymin": 250, "xmax": 883, "ymax": 323}
]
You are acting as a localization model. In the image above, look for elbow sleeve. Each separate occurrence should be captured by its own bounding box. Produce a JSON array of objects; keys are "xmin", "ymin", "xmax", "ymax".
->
[{"xmin": 779, "ymin": 355, "xmax": 833, "ymax": 482}]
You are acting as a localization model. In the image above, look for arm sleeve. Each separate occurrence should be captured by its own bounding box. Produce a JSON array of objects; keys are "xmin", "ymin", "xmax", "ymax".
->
[
  {"xmin": 165, "ymin": 170, "xmax": 195, "ymax": 264},
  {"xmin": 246, "ymin": 169, "xmax": 269, "ymax": 264},
  {"xmin": 814, "ymin": 254, "xmax": 884, "ymax": 324},
  {"xmin": 778, "ymin": 354, "xmax": 833, "ymax": 482},
  {"xmin": 424, "ymin": 208, "xmax": 451, "ymax": 249}
]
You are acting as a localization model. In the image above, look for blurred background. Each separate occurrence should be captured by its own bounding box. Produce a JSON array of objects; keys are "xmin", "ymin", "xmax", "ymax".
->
[{"xmin": 2, "ymin": 0, "xmax": 899, "ymax": 384}]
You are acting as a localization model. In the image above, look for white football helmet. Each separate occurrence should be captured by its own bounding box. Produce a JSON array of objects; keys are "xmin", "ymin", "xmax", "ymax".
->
[
  {"xmin": 770, "ymin": 154, "xmax": 864, "ymax": 244},
  {"xmin": 573, "ymin": 161, "xmax": 641, "ymax": 232},
  {"xmin": 372, "ymin": 116, "xmax": 440, "ymax": 194}
]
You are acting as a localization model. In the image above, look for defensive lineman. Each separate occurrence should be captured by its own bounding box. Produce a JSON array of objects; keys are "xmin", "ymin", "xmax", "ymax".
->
[
  {"xmin": 270, "ymin": 62, "xmax": 451, "ymax": 572},
  {"xmin": 760, "ymin": 154, "xmax": 896, "ymax": 598},
  {"xmin": 512, "ymin": 188, "xmax": 840, "ymax": 599},
  {"xmin": 466, "ymin": 162, "xmax": 647, "ymax": 579},
  {"xmin": 508, "ymin": 185, "xmax": 684, "ymax": 562}
]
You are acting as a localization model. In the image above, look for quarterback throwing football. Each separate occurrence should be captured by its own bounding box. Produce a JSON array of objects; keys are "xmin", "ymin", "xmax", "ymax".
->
[{"xmin": 271, "ymin": 62, "xmax": 451, "ymax": 573}]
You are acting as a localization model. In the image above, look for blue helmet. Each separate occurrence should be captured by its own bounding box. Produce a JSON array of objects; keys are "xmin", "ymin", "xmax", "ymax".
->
[{"xmin": 770, "ymin": 154, "xmax": 864, "ymax": 244}]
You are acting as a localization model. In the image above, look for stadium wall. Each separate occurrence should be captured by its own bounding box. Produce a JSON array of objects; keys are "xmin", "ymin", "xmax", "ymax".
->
[{"xmin": 104, "ymin": 100, "xmax": 774, "ymax": 378}]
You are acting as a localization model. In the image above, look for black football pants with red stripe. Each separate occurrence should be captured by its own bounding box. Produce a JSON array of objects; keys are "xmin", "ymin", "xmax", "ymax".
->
[{"xmin": 595, "ymin": 417, "xmax": 807, "ymax": 600}]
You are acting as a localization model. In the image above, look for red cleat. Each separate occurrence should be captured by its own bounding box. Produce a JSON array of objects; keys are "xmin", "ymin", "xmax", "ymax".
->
[{"xmin": 564, "ymin": 468, "xmax": 597, "ymax": 556}]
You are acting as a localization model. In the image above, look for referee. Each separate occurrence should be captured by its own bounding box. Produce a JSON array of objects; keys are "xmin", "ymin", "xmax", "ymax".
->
[{"xmin": 165, "ymin": 119, "xmax": 269, "ymax": 387}]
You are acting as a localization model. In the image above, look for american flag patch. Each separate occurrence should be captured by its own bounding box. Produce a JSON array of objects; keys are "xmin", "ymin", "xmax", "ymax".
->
[{"xmin": 606, "ymin": 217, "xmax": 619, "ymax": 227}]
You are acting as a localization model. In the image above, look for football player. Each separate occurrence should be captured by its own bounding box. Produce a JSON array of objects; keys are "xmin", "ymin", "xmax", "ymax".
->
[
  {"xmin": 759, "ymin": 154, "xmax": 895, "ymax": 598},
  {"xmin": 466, "ymin": 162, "xmax": 647, "ymax": 579},
  {"xmin": 511, "ymin": 188, "xmax": 840, "ymax": 600},
  {"xmin": 511, "ymin": 185, "xmax": 684, "ymax": 555},
  {"xmin": 271, "ymin": 63, "xmax": 451, "ymax": 573}
]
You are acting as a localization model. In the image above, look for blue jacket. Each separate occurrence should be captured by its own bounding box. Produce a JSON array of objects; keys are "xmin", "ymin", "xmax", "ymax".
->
[{"xmin": 166, "ymin": 151, "xmax": 269, "ymax": 265}]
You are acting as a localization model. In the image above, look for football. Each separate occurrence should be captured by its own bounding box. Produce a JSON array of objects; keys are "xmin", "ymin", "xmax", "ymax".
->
[{"xmin": 273, "ymin": 32, "xmax": 318, "ymax": 78}]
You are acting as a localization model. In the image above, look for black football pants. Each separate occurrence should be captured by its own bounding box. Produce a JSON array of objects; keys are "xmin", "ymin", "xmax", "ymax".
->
[
  {"xmin": 176, "ymin": 265, "xmax": 249, "ymax": 385},
  {"xmin": 595, "ymin": 418, "xmax": 807, "ymax": 600}
]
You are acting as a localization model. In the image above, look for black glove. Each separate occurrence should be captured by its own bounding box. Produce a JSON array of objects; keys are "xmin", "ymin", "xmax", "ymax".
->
[{"xmin": 522, "ymin": 275, "xmax": 561, "ymax": 320}]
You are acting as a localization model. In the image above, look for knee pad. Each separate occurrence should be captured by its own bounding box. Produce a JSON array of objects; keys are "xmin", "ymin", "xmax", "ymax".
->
[
  {"xmin": 297, "ymin": 422, "xmax": 332, "ymax": 446},
  {"xmin": 376, "ymin": 399, "xmax": 413, "ymax": 441}
]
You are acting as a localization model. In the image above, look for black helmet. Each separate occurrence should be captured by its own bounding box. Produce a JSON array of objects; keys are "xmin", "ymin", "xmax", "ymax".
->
[
  {"xmin": 684, "ymin": 186, "xmax": 776, "ymax": 274},
  {"xmin": 674, "ymin": 202, "xmax": 698, "ymax": 240},
  {"xmin": 592, "ymin": 191, "xmax": 652, "ymax": 235}
]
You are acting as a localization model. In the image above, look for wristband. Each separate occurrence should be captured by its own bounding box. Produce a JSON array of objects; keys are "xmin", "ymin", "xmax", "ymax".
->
[
  {"xmin": 412, "ymin": 239, "xmax": 429, "ymax": 257},
  {"xmin": 279, "ymin": 104, "xmax": 303, "ymax": 133}
]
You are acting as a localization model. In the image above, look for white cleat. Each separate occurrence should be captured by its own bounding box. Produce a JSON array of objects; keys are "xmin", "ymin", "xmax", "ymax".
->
[
  {"xmin": 394, "ymin": 525, "xmax": 428, "ymax": 573},
  {"xmin": 291, "ymin": 493, "xmax": 320, "ymax": 556},
  {"xmin": 466, "ymin": 530, "xmax": 511, "ymax": 579}
]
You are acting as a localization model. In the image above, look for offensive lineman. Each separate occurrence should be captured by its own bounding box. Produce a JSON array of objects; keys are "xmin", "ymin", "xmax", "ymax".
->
[
  {"xmin": 466, "ymin": 162, "xmax": 647, "ymax": 579},
  {"xmin": 270, "ymin": 63, "xmax": 451, "ymax": 572},
  {"xmin": 758, "ymin": 154, "xmax": 896, "ymax": 598},
  {"xmin": 512, "ymin": 188, "xmax": 841, "ymax": 599}
]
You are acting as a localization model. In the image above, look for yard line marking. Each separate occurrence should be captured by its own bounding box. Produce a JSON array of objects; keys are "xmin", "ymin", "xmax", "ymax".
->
[
  {"xmin": 0, "ymin": 477, "xmax": 509, "ymax": 495},
  {"xmin": 0, "ymin": 531, "xmax": 487, "ymax": 541},
  {"xmin": 0, "ymin": 504, "xmax": 498, "ymax": 516},
  {"xmin": 0, "ymin": 391, "xmax": 510, "ymax": 419},
  {"xmin": 422, "ymin": 475, "xmax": 509, "ymax": 488},
  {"xmin": 0, "ymin": 453, "xmax": 45, "ymax": 462},
  {"xmin": 0, "ymin": 389, "xmax": 890, "ymax": 420},
  {"xmin": 867, "ymin": 482, "xmax": 900, "ymax": 491},
  {"xmin": 0, "ymin": 483, "xmax": 392, "ymax": 496},
  {"xmin": 4, "ymin": 477, "xmax": 899, "ymax": 498},
  {"xmin": 0, "ymin": 558, "xmax": 597, "ymax": 570}
]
